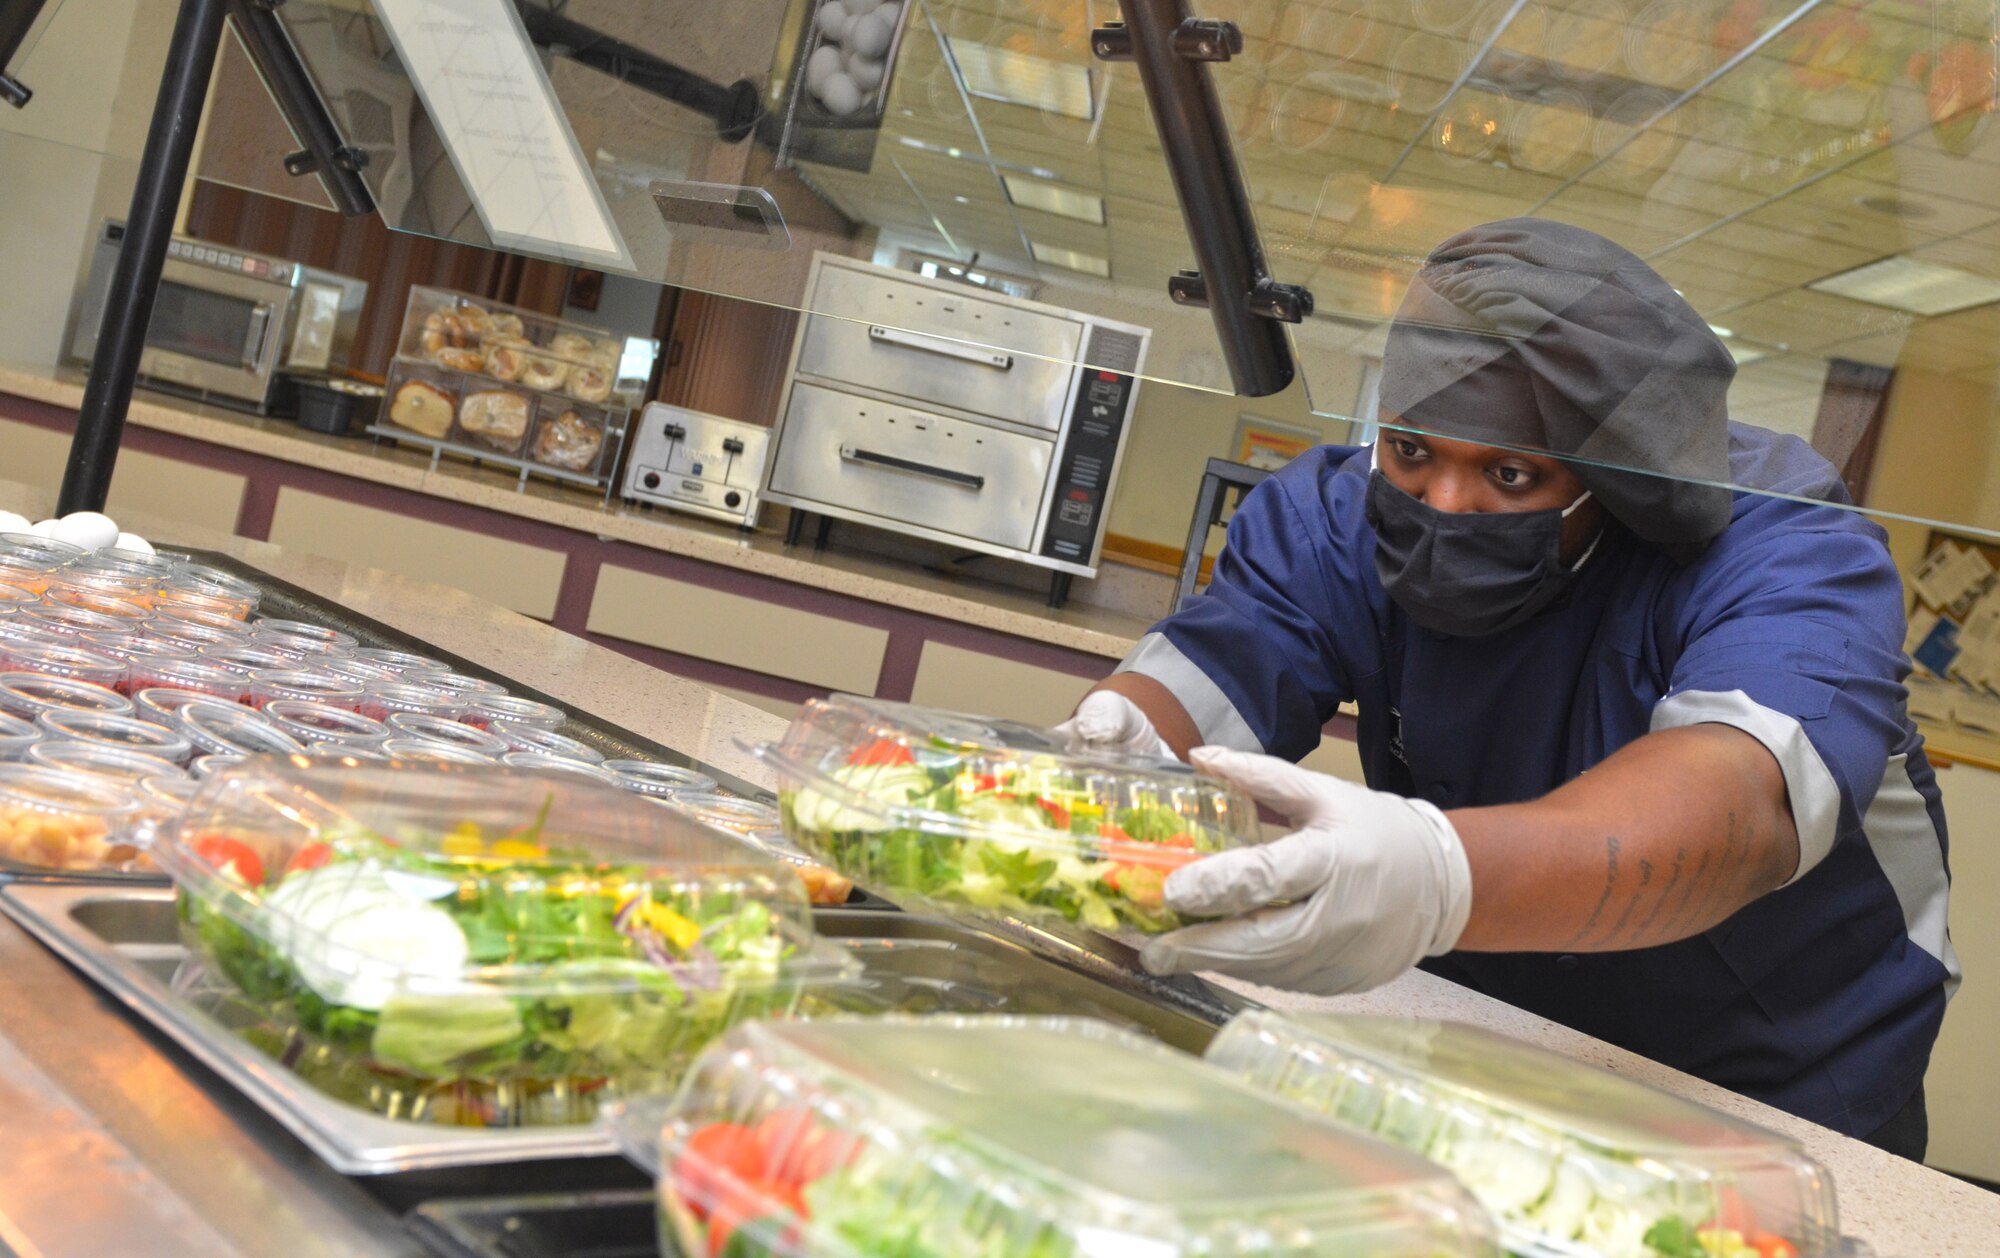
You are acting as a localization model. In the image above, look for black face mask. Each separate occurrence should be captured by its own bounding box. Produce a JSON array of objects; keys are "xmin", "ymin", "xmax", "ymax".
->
[{"xmin": 1365, "ymin": 468, "xmax": 1600, "ymax": 638}]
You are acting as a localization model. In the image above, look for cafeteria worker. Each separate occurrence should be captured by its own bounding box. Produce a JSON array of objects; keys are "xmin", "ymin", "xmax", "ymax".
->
[{"xmin": 1065, "ymin": 219, "xmax": 1955, "ymax": 1159}]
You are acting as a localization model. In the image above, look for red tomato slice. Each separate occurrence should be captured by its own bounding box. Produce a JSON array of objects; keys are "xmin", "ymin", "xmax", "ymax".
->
[
  {"xmin": 705, "ymin": 1178, "xmax": 805, "ymax": 1257},
  {"xmin": 1752, "ymin": 1235, "xmax": 1799, "ymax": 1258},
  {"xmin": 284, "ymin": 842, "xmax": 333, "ymax": 877},
  {"xmin": 1037, "ymin": 798, "xmax": 1071, "ymax": 829},
  {"xmin": 846, "ymin": 738, "xmax": 915, "ymax": 767},
  {"xmin": 676, "ymin": 1123, "xmax": 763, "ymax": 1220},
  {"xmin": 192, "ymin": 834, "xmax": 265, "ymax": 887},
  {"xmin": 1097, "ymin": 833, "xmax": 1199, "ymax": 873}
]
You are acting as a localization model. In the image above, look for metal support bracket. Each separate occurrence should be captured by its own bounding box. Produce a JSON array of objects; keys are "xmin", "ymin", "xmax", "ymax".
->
[
  {"xmin": 225, "ymin": 0, "xmax": 374, "ymax": 216},
  {"xmin": 1094, "ymin": 2, "xmax": 1312, "ymax": 396},
  {"xmin": 0, "ymin": 0, "xmax": 52, "ymax": 107}
]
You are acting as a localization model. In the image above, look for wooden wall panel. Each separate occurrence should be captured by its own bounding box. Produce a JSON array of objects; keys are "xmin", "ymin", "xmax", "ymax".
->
[{"xmin": 654, "ymin": 291, "xmax": 800, "ymax": 426}]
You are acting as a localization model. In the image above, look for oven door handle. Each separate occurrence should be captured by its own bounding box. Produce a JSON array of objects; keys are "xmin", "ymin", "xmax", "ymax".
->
[
  {"xmin": 240, "ymin": 304, "xmax": 273, "ymax": 369},
  {"xmin": 867, "ymin": 325, "xmax": 1013, "ymax": 371},
  {"xmin": 840, "ymin": 443, "xmax": 986, "ymax": 490}
]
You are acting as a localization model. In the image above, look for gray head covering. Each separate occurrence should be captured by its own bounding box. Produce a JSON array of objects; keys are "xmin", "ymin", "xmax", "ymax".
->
[{"xmin": 1378, "ymin": 218, "xmax": 1735, "ymax": 563}]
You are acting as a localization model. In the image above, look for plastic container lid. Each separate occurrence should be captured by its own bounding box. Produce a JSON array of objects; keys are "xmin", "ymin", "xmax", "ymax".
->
[
  {"xmin": 139, "ymin": 771, "xmax": 201, "ymax": 809},
  {"xmin": 383, "ymin": 711, "xmax": 510, "ymax": 757},
  {"xmin": 304, "ymin": 743, "xmax": 389, "ymax": 762},
  {"xmin": 1204, "ymin": 1011, "xmax": 1840, "ymax": 1258},
  {"xmin": 189, "ymin": 753, "xmax": 250, "ymax": 780},
  {"xmin": 170, "ymin": 563, "xmax": 261, "ymax": 604},
  {"xmin": 382, "ymin": 737, "xmax": 495, "ymax": 765},
  {"xmin": 0, "ymin": 763, "xmax": 149, "ymax": 874},
  {"xmin": 36, "ymin": 709, "xmax": 196, "ymax": 764},
  {"xmin": 613, "ymin": 1016, "xmax": 1497, "ymax": 1258},
  {"xmin": 495, "ymin": 724, "xmax": 606, "ymax": 764},
  {"xmin": 361, "ymin": 682, "xmax": 469, "ymax": 722},
  {"xmin": 80, "ymin": 631, "xmax": 194, "ymax": 665},
  {"xmin": 134, "ymin": 687, "xmax": 238, "ymax": 729},
  {"xmin": 263, "ymin": 699, "xmax": 390, "ymax": 748},
  {"xmin": 28, "ymin": 739, "xmax": 183, "ymax": 783},
  {"xmin": 150, "ymin": 621, "xmax": 249, "ymax": 656},
  {"xmin": 660, "ymin": 792, "xmax": 782, "ymax": 837},
  {"xmin": 69, "ymin": 548, "xmax": 180, "ymax": 583},
  {"xmin": 315, "ymin": 655, "xmax": 400, "ymax": 687},
  {"xmin": 174, "ymin": 701, "xmax": 307, "ymax": 757},
  {"xmin": 0, "ymin": 673, "xmax": 134, "ymax": 720},
  {"xmin": 155, "ymin": 605, "xmax": 253, "ymax": 636},
  {"xmin": 125, "ymin": 655, "xmax": 249, "ymax": 701},
  {"xmin": 0, "ymin": 711, "xmax": 39, "ymax": 761},
  {"xmin": 0, "ymin": 584, "xmax": 39, "ymax": 613},
  {"xmin": 755, "ymin": 696, "xmax": 1259, "ymax": 934},
  {"xmin": 45, "ymin": 586, "xmax": 155, "ymax": 625},
  {"xmin": 40, "ymin": 572, "xmax": 158, "ymax": 613},
  {"xmin": 23, "ymin": 601, "xmax": 142, "ymax": 640},
  {"xmin": 0, "ymin": 532, "xmax": 85, "ymax": 566},
  {"xmin": 602, "ymin": 759, "xmax": 716, "ymax": 798},
  {"xmin": 246, "ymin": 668, "xmax": 365, "ymax": 711},
  {"xmin": 349, "ymin": 646, "xmax": 450, "ymax": 676},
  {"xmin": 500, "ymin": 751, "xmax": 618, "ymax": 782},
  {"xmin": 197, "ymin": 643, "xmax": 304, "ymax": 679},
  {"xmin": 156, "ymin": 571, "xmax": 258, "ymax": 620},
  {"xmin": 0, "ymin": 639, "xmax": 125, "ymax": 688},
  {"xmin": 250, "ymin": 618, "xmax": 358, "ymax": 655},
  {"xmin": 154, "ymin": 760, "xmax": 852, "ymax": 1123},
  {"xmin": 462, "ymin": 693, "xmax": 565, "ymax": 731},
  {"xmin": 424, "ymin": 672, "xmax": 509, "ymax": 699}
]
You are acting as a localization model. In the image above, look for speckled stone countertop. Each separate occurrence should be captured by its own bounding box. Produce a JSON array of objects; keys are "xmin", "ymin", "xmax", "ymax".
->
[
  {"xmin": 1, "ymin": 477, "xmax": 1994, "ymax": 1254},
  {"xmin": 0, "ymin": 368, "xmax": 1156, "ymax": 659}
]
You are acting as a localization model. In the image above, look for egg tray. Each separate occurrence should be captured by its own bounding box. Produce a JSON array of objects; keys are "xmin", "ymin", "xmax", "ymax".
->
[{"xmin": 758, "ymin": 0, "xmax": 916, "ymax": 172}]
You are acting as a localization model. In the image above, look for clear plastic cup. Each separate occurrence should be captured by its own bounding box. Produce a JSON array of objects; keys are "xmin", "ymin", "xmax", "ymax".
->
[
  {"xmin": 28, "ymin": 739, "xmax": 181, "ymax": 782},
  {"xmin": 500, "ymin": 751, "xmax": 620, "ymax": 783},
  {"xmin": 46, "ymin": 569, "xmax": 162, "ymax": 611},
  {"xmin": 154, "ymin": 604, "xmax": 253, "ymax": 636},
  {"xmin": 0, "ymin": 585, "xmax": 37, "ymax": 614},
  {"xmin": 123, "ymin": 656, "xmax": 250, "ymax": 702},
  {"xmin": 196, "ymin": 643, "xmax": 303, "ymax": 679},
  {"xmin": 0, "ymin": 674, "xmax": 136, "ymax": 720},
  {"xmin": 349, "ymin": 647, "xmax": 450, "ymax": 677},
  {"xmin": 251, "ymin": 619, "xmax": 358, "ymax": 657},
  {"xmin": 603, "ymin": 759, "xmax": 717, "ymax": 798},
  {"xmin": 45, "ymin": 585, "xmax": 155, "ymax": 623},
  {"xmin": 303, "ymin": 743, "xmax": 389, "ymax": 762},
  {"xmin": 493, "ymin": 724, "xmax": 606, "ymax": 764},
  {"xmin": 170, "ymin": 563, "xmax": 259, "ymax": 602},
  {"xmin": 0, "ymin": 559, "xmax": 56, "ymax": 596},
  {"xmin": 134, "ymin": 687, "xmax": 232, "ymax": 728},
  {"xmin": 22, "ymin": 601, "xmax": 139, "ymax": 639},
  {"xmin": 174, "ymin": 701, "xmax": 306, "ymax": 757},
  {"xmin": 459, "ymin": 693, "xmax": 565, "ymax": 732},
  {"xmin": 36, "ymin": 709, "xmax": 195, "ymax": 765},
  {"xmin": 68, "ymin": 548, "xmax": 180, "ymax": 584},
  {"xmin": 157, "ymin": 568, "xmax": 259, "ymax": 620},
  {"xmin": 246, "ymin": 668, "xmax": 365, "ymax": 711},
  {"xmin": 0, "ymin": 763, "xmax": 147, "ymax": 873},
  {"xmin": 383, "ymin": 711, "xmax": 510, "ymax": 758},
  {"xmin": 316, "ymin": 655, "xmax": 400, "ymax": 688},
  {"xmin": 189, "ymin": 753, "xmax": 250, "ymax": 780},
  {"xmin": 149, "ymin": 621, "xmax": 247, "ymax": 656},
  {"xmin": 0, "ymin": 711, "xmax": 38, "ymax": 761},
  {"xmin": 80, "ymin": 631, "xmax": 194, "ymax": 668},
  {"xmin": 381, "ymin": 738, "xmax": 495, "ymax": 765},
  {"xmin": 424, "ymin": 672, "xmax": 508, "ymax": 700},
  {"xmin": 0, "ymin": 640, "xmax": 126, "ymax": 688},
  {"xmin": 662, "ymin": 792, "xmax": 783, "ymax": 837},
  {"xmin": 0, "ymin": 532, "xmax": 85, "ymax": 569},
  {"xmin": 360, "ymin": 682, "xmax": 468, "ymax": 723},
  {"xmin": 262, "ymin": 699, "xmax": 390, "ymax": 749},
  {"xmin": 0, "ymin": 619, "xmax": 62, "ymax": 651},
  {"xmin": 137, "ymin": 771, "xmax": 202, "ymax": 817}
]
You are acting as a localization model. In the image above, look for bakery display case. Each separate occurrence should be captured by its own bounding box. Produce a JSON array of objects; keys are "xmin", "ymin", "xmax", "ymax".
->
[{"xmin": 373, "ymin": 288, "xmax": 658, "ymax": 494}]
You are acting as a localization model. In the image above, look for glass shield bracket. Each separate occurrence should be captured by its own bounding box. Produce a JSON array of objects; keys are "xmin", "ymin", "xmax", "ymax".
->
[
  {"xmin": 227, "ymin": 0, "xmax": 374, "ymax": 217},
  {"xmin": 1093, "ymin": 3, "xmax": 1314, "ymax": 398}
]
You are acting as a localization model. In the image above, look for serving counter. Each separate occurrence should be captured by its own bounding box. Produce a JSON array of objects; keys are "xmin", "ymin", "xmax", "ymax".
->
[{"xmin": 0, "ymin": 478, "xmax": 1995, "ymax": 1257}]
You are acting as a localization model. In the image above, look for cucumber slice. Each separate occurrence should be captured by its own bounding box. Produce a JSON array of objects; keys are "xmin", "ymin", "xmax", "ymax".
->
[
  {"xmin": 1529, "ymin": 1158, "xmax": 1597, "ymax": 1240},
  {"xmin": 1446, "ymin": 1138, "xmax": 1558, "ymax": 1217}
]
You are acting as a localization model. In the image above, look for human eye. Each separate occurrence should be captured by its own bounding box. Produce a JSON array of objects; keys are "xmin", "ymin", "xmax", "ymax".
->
[
  {"xmin": 1387, "ymin": 437, "xmax": 1426, "ymax": 462},
  {"xmin": 1490, "ymin": 463, "xmax": 1541, "ymax": 492}
]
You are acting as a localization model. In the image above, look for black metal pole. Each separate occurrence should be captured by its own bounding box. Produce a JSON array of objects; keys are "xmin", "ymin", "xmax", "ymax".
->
[
  {"xmin": 226, "ymin": 0, "xmax": 373, "ymax": 216},
  {"xmin": 57, "ymin": 0, "xmax": 227, "ymax": 516},
  {"xmin": 512, "ymin": 2, "xmax": 760, "ymax": 141},
  {"xmin": 0, "ymin": 0, "xmax": 53, "ymax": 107}
]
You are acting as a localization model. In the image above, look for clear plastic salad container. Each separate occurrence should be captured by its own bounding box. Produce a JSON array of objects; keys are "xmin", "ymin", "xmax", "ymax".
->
[
  {"xmin": 755, "ymin": 696, "xmax": 1259, "ymax": 934},
  {"xmin": 611, "ymin": 1015, "xmax": 1497, "ymax": 1258},
  {"xmin": 0, "ymin": 711, "xmax": 39, "ymax": 760},
  {"xmin": 500, "ymin": 751, "xmax": 617, "ymax": 782},
  {"xmin": 36, "ymin": 708, "xmax": 195, "ymax": 764},
  {"xmin": 154, "ymin": 760, "xmax": 855, "ymax": 1127},
  {"xmin": 495, "ymin": 724, "xmax": 607, "ymax": 763},
  {"xmin": 0, "ymin": 639, "xmax": 125, "ymax": 688},
  {"xmin": 263, "ymin": 699, "xmax": 391, "ymax": 749},
  {"xmin": 462, "ymin": 693, "xmax": 566, "ymax": 732},
  {"xmin": 1204, "ymin": 1012, "xmax": 1840, "ymax": 1258},
  {"xmin": 0, "ymin": 763, "xmax": 150, "ymax": 874},
  {"xmin": 0, "ymin": 673, "xmax": 135, "ymax": 720},
  {"xmin": 657, "ymin": 793, "xmax": 854, "ymax": 906},
  {"xmin": 384, "ymin": 711, "xmax": 510, "ymax": 758},
  {"xmin": 28, "ymin": 739, "xmax": 182, "ymax": 783},
  {"xmin": 362, "ymin": 682, "xmax": 469, "ymax": 723},
  {"xmin": 604, "ymin": 760, "xmax": 717, "ymax": 798},
  {"xmin": 174, "ymin": 701, "xmax": 307, "ymax": 756},
  {"xmin": 247, "ymin": 668, "xmax": 365, "ymax": 711}
]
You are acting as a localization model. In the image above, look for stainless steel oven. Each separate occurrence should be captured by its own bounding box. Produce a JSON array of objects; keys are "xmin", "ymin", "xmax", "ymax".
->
[
  {"xmin": 68, "ymin": 220, "xmax": 367, "ymax": 412},
  {"xmin": 764, "ymin": 255, "xmax": 1149, "ymax": 588}
]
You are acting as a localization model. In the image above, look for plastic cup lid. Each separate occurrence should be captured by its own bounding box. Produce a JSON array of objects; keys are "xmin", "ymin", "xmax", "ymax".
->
[
  {"xmin": 250, "ymin": 618, "xmax": 358, "ymax": 652},
  {"xmin": 174, "ymin": 700, "xmax": 306, "ymax": 756},
  {"xmin": 382, "ymin": 711, "xmax": 509, "ymax": 756},
  {"xmin": 0, "ymin": 762, "xmax": 143, "ymax": 820},
  {"xmin": 27, "ymin": 739, "xmax": 181, "ymax": 782},
  {"xmin": 0, "ymin": 639, "xmax": 125, "ymax": 684},
  {"xmin": 247, "ymin": 668, "xmax": 365, "ymax": 704},
  {"xmin": 0, "ymin": 533, "xmax": 85, "ymax": 565},
  {"xmin": 0, "ymin": 585, "xmax": 38, "ymax": 611},
  {"xmin": 22, "ymin": 602, "xmax": 137, "ymax": 637},
  {"xmin": 36, "ymin": 709, "xmax": 195, "ymax": 762},
  {"xmin": 425, "ymin": 672, "xmax": 509, "ymax": 698},
  {"xmin": 664, "ymin": 792, "xmax": 781, "ymax": 834},
  {"xmin": 603, "ymin": 759, "xmax": 717, "ymax": 797},
  {"xmin": 263, "ymin": 699, "xmax": 390, "ymax": 746},
  {"xmin": 316, "ymin": 656, "xmax": 399, "ymax": 686},
  {"xmin": 197, "ymin": 644, "xmax": 302, "ymax": 677},
  {"xmin": 364, "ymin": 681, "xmax": 468, "ymax": 716},
  {"xmin": 500, "ymin": 751, "xmax": 619, "ymax": 783},
  {"xmin": 466, "ymin": 693, "xmax": 565, "ymax": 727},
  {"xmin": 381, "ymin": 737, "xmax": 495, "ymax": 765},
  {"xmin": 189, "ymin": 753, "xmax": 250, "ymax": 780},
  {"xmin": 156, "ymin": 605, "xmax": 252, "ymax": 635},
  {"xmin": 350, "ymin": 647, "xmax": 449, "ymax": 675},
  {"xmin": 70, "ymin": 548, "xmax": 179, "ymax": 581},
  {"xmin": 304, "ymin": 742, "xmax": 389, "ymax": 762},
  {"xmin": 0, "ymin": 673, "xmax": 133, "ymax": 719},
  {"xmin": 134, "ymin": 687, "xmax": 228, "ymax": 728},
  {"xmin": 495, "ymin": 724, "xmax": 606, "ymax": 763},
  {"xmin": 169, "ymin": 564, "xmax": 260, "ymax": 601},
  {"xmin": 138, "ymin": 772, "xmax": 201, "ymax": 810}
]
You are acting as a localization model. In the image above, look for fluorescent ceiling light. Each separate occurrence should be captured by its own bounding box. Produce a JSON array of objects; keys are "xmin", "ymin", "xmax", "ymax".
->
[
  {"xmin": 1707, "ymin": 324, "xmax": 1734, "ymax": 338},
  {"xmin": 1002, "ymin": 175, "xmax": 1106, "ymax": 225},
  {"xmin": 1809, "ymin": 255, "xmax": 2000, "ymax": 317},
  {"xmin": 947, "ymin": 39, "xmax": 1095, "ymax": 120},
  {"xmin": 1030, "ymin": 240, "xmax": 1110, "ymax": 278},
  {"xmin": 1723, "ymin": 341, "xmax": 1768, "ymax": 366}
]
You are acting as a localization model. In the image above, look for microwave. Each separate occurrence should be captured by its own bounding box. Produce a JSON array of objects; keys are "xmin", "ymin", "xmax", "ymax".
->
[{"xmin": 68, "ymin": 220, "xmax": 368, "ymax": 412}]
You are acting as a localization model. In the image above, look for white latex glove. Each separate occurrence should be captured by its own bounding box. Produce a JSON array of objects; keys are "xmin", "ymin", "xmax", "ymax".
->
[
  {"xmin": 1140, "ymin": 746, "xmax": 1474, "ymax": 995},
  {"xmin": 1054, "ymin": 689, "xmax": 1175, "ymax": 760}
]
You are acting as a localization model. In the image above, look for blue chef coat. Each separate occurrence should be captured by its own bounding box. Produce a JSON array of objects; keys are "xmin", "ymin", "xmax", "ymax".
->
[{"xmin": 1119, "ymin": 423, "xmax": 1956, "ymax": 1137}]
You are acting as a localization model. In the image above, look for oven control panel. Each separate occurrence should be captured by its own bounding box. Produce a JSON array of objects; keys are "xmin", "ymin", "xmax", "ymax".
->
[{"xmin": 1039, "ymin": 369, "xmax": 1135, "ymax": 565}]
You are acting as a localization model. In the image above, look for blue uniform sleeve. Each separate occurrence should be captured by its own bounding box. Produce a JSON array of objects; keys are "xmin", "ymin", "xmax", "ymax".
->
[
  {"xmin": 1118, "ymin": 453, "xmax": 1366, "ymax": 761},
  {"xmin": 1652, "ymin": 501, "xmax": 1914, "ymax": 879}
]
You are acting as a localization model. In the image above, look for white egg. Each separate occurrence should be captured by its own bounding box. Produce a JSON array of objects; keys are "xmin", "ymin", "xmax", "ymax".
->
[
  {"xmin": 873, "ymin": 2, "xmax": 900, "ymax": 30},
  {"xmin": 846, "ymin": 50, "xmax": 885, "ymax": 90},
  {"xmin": 0, "ymin": 511, "xmax": 30, "ymax": 536},
  {"xmin": 817, "ymin": 70, "xmax": 863, "ymax": 115},
  {"xmin": 814, "ymin": 1, "xmax": 850, "ymax": 43},
  {"xmin": 805, "ymin": 44, "xmax": 844, "ymax": 93},
  {"xmin": 28, "ymin": 519, "xmax": 63, "ymax": 539},
  {"xmin": 842, "ymin": 0, "xmax": 882, "ymax": 16},
  {"xmin": 846, "ymin": 10, "xmax": 892, "ymax": 58},
  {"xmin": 52, "ymin": 511, "xmax": 120, "ymax": 551},
  {"xmin": 113, "ymin": 532, "xmax": 155, "ymax": 556}
]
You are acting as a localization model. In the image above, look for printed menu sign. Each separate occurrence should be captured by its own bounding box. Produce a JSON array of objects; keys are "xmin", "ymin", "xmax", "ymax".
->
[{"xmin": 373, "ymin": 0, "xmax": 632, "ymax": 270}]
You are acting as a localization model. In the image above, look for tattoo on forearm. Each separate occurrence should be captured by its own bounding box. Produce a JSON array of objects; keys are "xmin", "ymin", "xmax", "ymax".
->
[
  {"xmin": 1582, "ymin": 811, "xmax": 1764, "ymax": 952},
  {"xmin": 1563, "ymin": 835, "xmax": 1621, "ymax": 947},
  {"xmin": 1633, "ymin": 848, "xmax": 1688, "ymax": 938},
  {"xmin": 1602, "ymin": 856, "xmax": 1654, "ymax": 943}
]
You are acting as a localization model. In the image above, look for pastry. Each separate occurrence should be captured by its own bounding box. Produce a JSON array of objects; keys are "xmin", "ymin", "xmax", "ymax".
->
[
  {"xmin": 549, "ymin": 332, "xmax": 593, "ymax": 362},
  {"xmin": 457, "ymin": 390, "xmax": 531, "ymax": 451},
  {"xmin": 433, "ymin": 346, "xmax": 485, "ymax": 373},
  {"xmin": 389, "ymin": 379, "xmax": 454, "ymax": 438},
  {"xmin": 456, "ymin": 304, "xmax": 492, "ymax": 339},
  {"xmin": 595, "ymin": 337, "xmax": 624, "ymax": 362},
  {"xmin": 481, "ymin": 339, "xmax": 526, "ymax": 381},
  {"xmin": 520, "ymin": 355, "xmax": 567, "ymax": 390},
  {"xmin": 420, "ymin": 310, "xmax": 449, "ymax": 356},
  {"xmin": 490, "ymin": 313, "xmax": 526, "ymax": 339},
  {"xmin": 531, "ymin": 408, "xmax": 604, "ymax": 471},
  {"xmin": 566, "ymin": 363, "xmax": 614, "ymax": 403}
]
